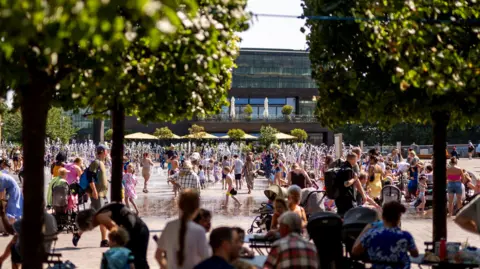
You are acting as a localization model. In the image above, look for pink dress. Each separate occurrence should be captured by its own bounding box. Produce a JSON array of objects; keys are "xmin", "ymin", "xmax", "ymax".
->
[{"xmin": 122, "ymin": 173, "xmax": 137, "ymax": 199}]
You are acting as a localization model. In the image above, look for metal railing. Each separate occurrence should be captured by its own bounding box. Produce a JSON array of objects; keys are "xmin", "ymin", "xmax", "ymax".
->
[{"xmin": 197, "ymin": 114, "xmax": 319, "ymax": 123}]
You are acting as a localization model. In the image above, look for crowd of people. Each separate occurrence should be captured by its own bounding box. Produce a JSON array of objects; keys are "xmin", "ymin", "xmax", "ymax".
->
[{"xmin": 0, "ymin": 139, "xmax": 480, "ymax": 268}]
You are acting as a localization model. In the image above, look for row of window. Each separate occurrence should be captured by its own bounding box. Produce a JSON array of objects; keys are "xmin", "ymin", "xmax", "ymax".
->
[
  {"xmin": 231, "ymin": 97, "xmax": 296, "ymax": 106},
  {"xmin": 234, "ymin": 67, "xmax": 312, "ymax": 76},
  {"xmin": 232, "ymin": 79, "xmax": 317, "ymax": 89}
]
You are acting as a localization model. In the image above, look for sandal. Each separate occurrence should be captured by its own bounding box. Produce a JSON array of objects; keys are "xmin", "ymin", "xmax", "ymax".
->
[{"xmin": 143, "ymin": 188, "xmax": 149, "ymax": 193}]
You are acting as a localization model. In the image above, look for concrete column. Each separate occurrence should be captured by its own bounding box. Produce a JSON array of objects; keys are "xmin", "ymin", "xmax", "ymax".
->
[
  {"xmin": 334, "ymin": 133, "xmax": 343, "ymax": 159},
  {"xmin": 360, "ymin": 140, "xmax": 364, "ymax": 152},
  {"xmin": 397, "ymin": 141, "xmax": 401, "ymax": 152}
]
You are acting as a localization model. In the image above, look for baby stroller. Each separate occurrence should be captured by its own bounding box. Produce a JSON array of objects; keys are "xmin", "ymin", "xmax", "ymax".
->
[
  {"xmin": 307, "ymin": 212, "xmax": 343, "ymax": 269},
  {"xmin": 247, "ymin": 185, "xmax": 287, "ymax": 234},
  {"xmin": 51, "ymin": 183, "xmax": 78, "ymax": 233},
  {"xmin": 380, "ymin": 185, "xmax": 402, "ymax": 205},
  {"xmin": 300, "ymin": 188, "xmax": 326, "ymax": 218},
  {"xmin": 342, "ymin": 207, "xmax": 378, "ymax": 256}
]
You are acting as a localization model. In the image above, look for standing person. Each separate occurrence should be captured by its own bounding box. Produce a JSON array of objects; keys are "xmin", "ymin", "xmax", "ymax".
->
[
  {"xmin": 335, "ymin": 153, "xmax": 361, "ymax": 216},
  {"xmin": 222, "ymin": 156, "xmax": 231, "ymax": 190},
  {"xmin": 468, "ymin": 141, "xmax": 475, "ymax": 160},
  {"xmin": 198, "ymin": 165, "xmax": 206, "ymax": 189},
  {"xmin": 243, "ymin": 155, "xmax": 256, "ymax": 194},
  {"xmin": 194, "ymin": 227, "xmax": 242, "ymax": 269},
  {"xmin": 51, "ymin": 152, "xmax": 66, "ymax": 177},
  {"xmin": 72, "ymin": 144, "xmax": 109, "ymax": 248},
  {"xmin": 168, "ymin": 161, "xmax": 201, "ymax": 195},
  {"xmin": 416, "ymin": 175, "xmax": 428, "ymax": 215},
  {"xmin": 367, "ymin": 156, "xmax": 383, "ymax": 203},
  {"xmin": 193, "ymin": 209, "xmax": 212, "ymax": 233},
  {"xmin": 447, "ymin": 157, "xmax": 464, "ymax": 217},
  {"xmin": 156, "ymin": 189, "xmax": 210, "ymax": 269},
  {"xmin": 287, "ymin": 163, "xmax": 312, "ymax": 189},
  {"xmin": 65, "ymin": 157, "xmax": 83, "ymax": 185},
  {"xmin": 123, "ymin": 164, "xmax": 139, "ymax": 215},
  {"xmin": 407, "ymin": 151, "xmax": 420, "ymax": 201},
  {"xmin": 232, "ymin": 155, "xmax": 244, "ymax": 190},
  {"xmin": 76, "ymin": 202, "xmax": 150, "ymax": 268},
  {"xmin": 165, "ymin": 144, "xmax": 177, "ymax": 176},
  {"xmin": 224, "ymin": 166, "xmax": 241, "ymax": 207},
  {"xmin": 141, "ymin": 153, "xmax": 154, "ymax": 193},
  {"xmin": 0, "ymin": 172, "xmax": 23, "ymax": 222},
  {"xmin": 451, "ymin": 146, "xmax": 459, "ymax": 159},
  {"xmin": 12, "ymin": 148, "xmax": 20, "ymax": 174}
]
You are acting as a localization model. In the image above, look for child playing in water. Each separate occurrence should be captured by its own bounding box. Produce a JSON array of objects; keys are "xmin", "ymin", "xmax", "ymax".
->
[
  {"xmin": 123, "ymin": 164, "xmax": 139, "ymax": 215},
  {"xmin": 223, "ymin": 166, "xmax": 241, "ymax": 207},
  {"xmin": 213, "ymin": 161, "xmax": 221, "ymax": 183},
  {"xmin": 198, "ymin": 165, "xmax": 206, "ymax": 189},
  {"xmin": 416, "ymin": 174, "xmax": 428, "ymax": 215},
  {"xmin": 101, "ymin": 227, "xmax": 135, "ymax": 269}
]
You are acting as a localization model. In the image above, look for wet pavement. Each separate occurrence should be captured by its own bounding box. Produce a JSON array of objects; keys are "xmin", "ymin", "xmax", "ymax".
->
[{"xmin": 1, "ymin": 158, "xmax": 480, "ymax": 268}]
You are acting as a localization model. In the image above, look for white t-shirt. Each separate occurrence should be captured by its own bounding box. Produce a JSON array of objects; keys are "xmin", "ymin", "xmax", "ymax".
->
[
  {"xmin": 233, "ymin": 159, "xmax": 244, "ymax": 175},
  {"xmin": 157, "ymin": 219, "xmax": 210, "ymax": 269}
]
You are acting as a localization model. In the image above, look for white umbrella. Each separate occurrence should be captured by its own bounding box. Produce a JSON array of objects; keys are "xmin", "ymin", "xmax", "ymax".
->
[
  {"xmin": 263, "ymin": 97, "xmax": 269, "ymax": 119},
  {"xmin": 230, "ymin": 96, "xmax": 236, "ymax": 118}
]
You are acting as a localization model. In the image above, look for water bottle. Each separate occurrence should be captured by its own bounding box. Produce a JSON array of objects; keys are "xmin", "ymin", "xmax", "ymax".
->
[{"xmin": 439, "ymin": 238, "xmax": 447, "ymax": 261}]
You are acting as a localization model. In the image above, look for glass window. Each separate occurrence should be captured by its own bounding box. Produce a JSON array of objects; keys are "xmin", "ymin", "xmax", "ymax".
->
[
  {"xmin": 286, "ymin": 97, "xmax": 296, "ymax": 114},
  {"xmin": 268, "ymin": 107, "xmax": 277, "ymax": 117},
  {"xmin": 248, "ymin": 98, "xmax": 263, "ymax": 105},
  {"xmin": 235, "ymin": 98, "xmax": 249, "ymax": 105},
  {"xmin": 269, "ymin": 98, "xmax": 286, "ymax": 105},
  {"xmin": 221, "ymin": 106, "xmax": 229, "ymax": 114}
]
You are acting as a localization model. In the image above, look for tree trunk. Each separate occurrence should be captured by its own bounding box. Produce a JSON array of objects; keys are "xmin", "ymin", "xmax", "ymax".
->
[
  {"xmin": 93, "ymin": 119, "xmax": 104, "ymax": 145},
  {"xmin": 432, "ymin": 111, "xmax": 449, "ymax": 241},
  {"xmin": 20, "ymin": 85, "xmax": 51, "ymax": 268},
  {"xmin": 110, "ymin": 105, "xmax": 125, "ymax": 202}
]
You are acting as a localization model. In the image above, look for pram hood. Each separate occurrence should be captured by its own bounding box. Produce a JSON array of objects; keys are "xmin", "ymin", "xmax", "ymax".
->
[
  {"xmin": 264, "ymin": 184, "xmax": 287, "ymax": 201},
  {"xmin": 343, "ymin": 207, "xmax": 378, "ymax": 227},
  {"xmin": 381, "ymin": 185, "xmax": 402, "ymax": 204}
]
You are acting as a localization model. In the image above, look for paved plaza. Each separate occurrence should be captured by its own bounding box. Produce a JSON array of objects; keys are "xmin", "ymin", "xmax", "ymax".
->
[{"xmin": 1, "ymin": 158, "xmax": 480, "ymax": 268}]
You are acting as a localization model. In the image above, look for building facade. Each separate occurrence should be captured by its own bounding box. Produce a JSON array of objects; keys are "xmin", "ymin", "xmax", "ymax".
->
[{"xmin": 124, "ymin": 48, "xmax": 333, "ymax": 145}]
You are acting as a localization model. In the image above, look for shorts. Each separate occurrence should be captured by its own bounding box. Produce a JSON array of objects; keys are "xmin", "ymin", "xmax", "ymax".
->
[
  {"xmin": 90, "ymin": 196, "xmax": 108, "ymax": 211},
  {"xmin": 447, "ymin": 181, "xmax": 463, "ymax": 195},
  {"xmin": 408, "ymin": 180, "xmax": 418, "ymax": 195},
  {"xmin": 167, "ymin": 163, "xmax": 172, "ymax": 170},
  {"xmin": 235, "ymin": 174, "xmax": 241, "ymax": 180},
  {"xmin": 222, "ymin": 173, "xmax": 227, "ymax": 180}
]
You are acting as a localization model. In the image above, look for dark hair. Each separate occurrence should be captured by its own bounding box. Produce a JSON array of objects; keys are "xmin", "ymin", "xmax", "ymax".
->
[
  {"xmin": 223, "ymin": 156, "xmax": 228, "ymax": 160},
  {"xmin": 209, "ymin": 227, "xmax": 233, "ymax": 250},
  {"xmin": 193, "ymin": 208, "xmax": 211, "ymax": 224},
  {"xmin": 75, "ymin": 209, "xmax": 96, "ymax": 231},
  {"xmin": 426, "ymin": 165, "xmax": 433, "ymax": 172},
  {"xmin": 108, "ymin": 227, "xmax": 130, "ymax": 246},
  {"xmin": 382, "ymin": 201, "xmax": 406, "ymax": 225},
  {"xmin": 232, "ymin": 227, "xmax": 245, "ymax": 239},
  {"xmin": 56, "ymin": 152, "xmax": 66, "ymax": 163},
  {"xmin": 199, "ymin": 165, "xmax": 203, "ymax": 170},
  {"xmin": 177, "ymin": 190, "xmax": 200, "ymax": 267},
  {"xmin": 233, "ymin": 154, "xmax": 238, "ymax": 158},
  {"xmin": 73, "ymin": 157, "xmax": 82, "ymax": 164}
]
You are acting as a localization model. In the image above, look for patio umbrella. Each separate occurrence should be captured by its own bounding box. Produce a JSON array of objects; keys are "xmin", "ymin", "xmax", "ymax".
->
[
  {"xmin": 125, "ymin": 132, "xmax": 158, "ymax": 140},
  {"xmin": 182, "ymin": 132, "xmax": 218, "ymax": 139},
  {"xmin": 230, "ymin": 96, "xmax": 236, "ymax": 119},
  {"xmin": 220, "ymin": 133, "xmax": 258, "ymax": 140},
  {"xmin": 156, "ymin": 134, "xmax": 181, "ymax": 139},
  {"xmin": 263, "ymin": 97, "xmax": 269, "ymax": 119},
  {"xmin": 274, "ymin": 132, "xmax": 296, "ymax": 140}
]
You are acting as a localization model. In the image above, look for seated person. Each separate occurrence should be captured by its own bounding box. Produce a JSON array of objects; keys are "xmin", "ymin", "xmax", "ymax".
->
[
  {"xmin": 194, "ymin": 227, "xmax": 242, "ymax": 269},
  {"xmin": 0, "ymin": 201, "xmax": 57, "ymax": 268},
  {"xmin": 231, "ymin": 227, "xmax": 256, "ymax": 269},
  {"xmin": 267, "ymin": 198, "xmax": 288, "ymax": 236},
  {"xmin": 352, "ymin": 201, "xmax": 419, "ymax": 268},
  {"xmin": 286, "ymin": 185, "xmax": 307, "ymax": 228}
]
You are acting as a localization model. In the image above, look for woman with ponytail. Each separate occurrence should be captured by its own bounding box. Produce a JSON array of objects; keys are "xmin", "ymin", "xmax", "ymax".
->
[{"xmin": 156, "ymin": 189, "xmax": 210, "ymax": 269}]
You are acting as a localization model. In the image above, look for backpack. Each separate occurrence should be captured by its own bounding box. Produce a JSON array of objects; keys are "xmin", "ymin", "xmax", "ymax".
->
[
  {"xmin": 324, "ymin": 167, "xmax": 342, "ymax": 199},
  {"xmin": 324, "ymin": 165, "xmax": 351, "ymax": 200},
  {"xmin": 78, "ymin": 160, "xmax": 101, "ymax": 191}
]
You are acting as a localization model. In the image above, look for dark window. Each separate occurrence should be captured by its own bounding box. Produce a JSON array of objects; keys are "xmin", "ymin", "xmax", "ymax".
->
[
  {"xmin": 269, "ymin": 98, "xmax": 286, "ymax": 105},
  {"xmin": 236, "ymin": 98, "xmax": 249, "ymax": 105},
  {"xmin": 249, "ymin": 98, "xmax": 264, "ymax": 105}
]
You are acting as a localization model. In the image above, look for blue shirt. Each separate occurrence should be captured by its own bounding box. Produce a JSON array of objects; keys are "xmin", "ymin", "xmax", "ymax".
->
[
  {"xmin": 360, "ymin": 227, "xmax": 416, "ymax": 269},
  {"xmin": 194, "ymin": 256, "xmax": 234, "ymax": 269}
]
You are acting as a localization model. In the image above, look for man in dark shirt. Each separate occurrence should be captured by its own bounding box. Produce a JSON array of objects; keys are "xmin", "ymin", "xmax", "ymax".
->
[
  {"xmin": 194, "ymin": 227, "xmax": 241, "ymax": 269},
  {"xmin": 335, "ymin": 153, "xmax": 360, "ymax": 216}
]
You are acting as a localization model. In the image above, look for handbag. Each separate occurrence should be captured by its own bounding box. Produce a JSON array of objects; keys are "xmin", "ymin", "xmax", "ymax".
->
[{"xmin": 229, "ymin": 188, "xmax": 237, "ymax": 195}]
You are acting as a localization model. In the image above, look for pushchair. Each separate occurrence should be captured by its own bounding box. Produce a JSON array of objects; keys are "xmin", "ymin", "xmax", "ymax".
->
[
  {"xmin": 342, "ymin": 207, "xmax": 378, "ymax": 256},
  {"xmin": 307, "ymin": 212, "xmax": 343, "ymax": 269},
  {"xmin": 380, "ymin": 185, "xmax": 402, "ymax": 205},
  {"xmin": 247, "ymin": 184, "xmax": 287, "ymax": 234},
  {"xmin": 300, "ymin": 188, "xmax": 326, "ymax": 218},
  {"xmin": 51, "ymin": 184, "xmax": 78, "ymax": 233}
]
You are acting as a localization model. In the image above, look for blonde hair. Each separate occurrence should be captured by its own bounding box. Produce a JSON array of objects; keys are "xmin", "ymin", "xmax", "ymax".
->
[
  {"xmin": 127, "ymin": 163, "xmax": 135, "ymax": 173},
  {"xmin": 58, "ymin": 168, "xmax": 69, "ymax": 177}
]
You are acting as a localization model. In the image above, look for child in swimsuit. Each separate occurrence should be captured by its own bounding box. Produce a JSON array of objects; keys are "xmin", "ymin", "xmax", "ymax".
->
[{"xmin": 223, "ymin": 166, "xmax": 241, "ymax": 207}]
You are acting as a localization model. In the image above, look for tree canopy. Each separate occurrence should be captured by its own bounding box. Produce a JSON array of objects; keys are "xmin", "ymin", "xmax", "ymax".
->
[
  {"xmin": 227, "ymin": 128, "xmax": 245, "ymax": 140},
  {"xmin": 290, "ymin": 128, "xmax": 308, "ymax": 141},
  {"xmin": 304, "ymin": 0, "xmax": 480, "ymax": 241},
  {"xmin": 104, "ymin": 129, "xmax": 113, "ymax": 141},
  {"xmin": 154, "ymin": 126, "xmax": 174, "ymax": 139},
  {"xmin": 259, "ymin": 125, "xmax": 278, "ymax": 147}
]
